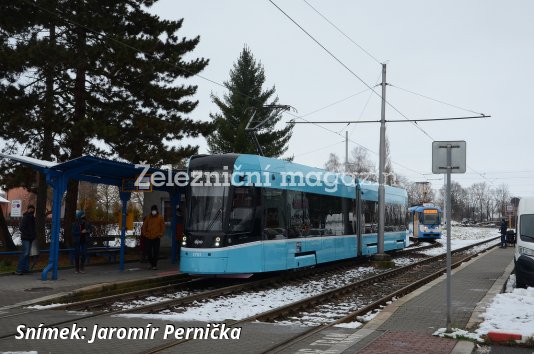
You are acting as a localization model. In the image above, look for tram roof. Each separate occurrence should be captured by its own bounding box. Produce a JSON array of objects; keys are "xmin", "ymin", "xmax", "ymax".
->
[
  {"xmin": 409, "ymin": 204, "xmax": 442, "ymax": 212},
  {"xmin": 228, "ymin": 154, "xmax": 408, "ymax": 203}
]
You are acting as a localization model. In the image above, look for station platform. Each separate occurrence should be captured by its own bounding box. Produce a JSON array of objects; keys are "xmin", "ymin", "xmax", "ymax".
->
[
  {"xmin": 0, "ymin": 257, "xmax": 181, "ymax": 309},
  {"xmin": 0, "ymin": 247, "xmax": 529, "ymax": 354}
]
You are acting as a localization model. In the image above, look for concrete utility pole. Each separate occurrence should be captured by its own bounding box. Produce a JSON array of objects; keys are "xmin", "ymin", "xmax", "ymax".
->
[
  {"xmin": 345, "ymin": 130, "xmax": 349, "ymax": 174},
  {"xmin": 445, "ymin": 144, "xmax": 453, "ymax": 332},
  {"xmin": 377, "ymin": 63, "xmax": 387, "ymax": 256}
]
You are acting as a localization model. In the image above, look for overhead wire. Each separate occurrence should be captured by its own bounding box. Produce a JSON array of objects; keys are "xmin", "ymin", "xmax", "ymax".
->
[
  {"xmin": 300, "ymin": 87, "xmax": 373, "ymax": 119},
  {"xmin": 268, "ymin": 0, "xmax": 437, "ymax": 142},
  {"xmin": 291, "ymin": 2, "xmax": 499, "ymax": 187},
  {"xmin": 389, "ymin": 84, "xmax": 485, "ymax": 116},
  {"xmin": 293, "ymin": 140, "xmax": 345, "ymax": 157},
  {"xmin": 302, "ymin": 0, "xmax": 382, "ymax": 66}
]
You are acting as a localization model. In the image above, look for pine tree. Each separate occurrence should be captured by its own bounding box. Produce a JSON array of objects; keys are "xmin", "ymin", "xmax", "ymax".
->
[
  {"xmin": 207, "ymin": 46, "xmax": 293, "ymax": 158},
  {"xmin": 0, "ymin": 0, "xmax": 213, "ymax": 244}
]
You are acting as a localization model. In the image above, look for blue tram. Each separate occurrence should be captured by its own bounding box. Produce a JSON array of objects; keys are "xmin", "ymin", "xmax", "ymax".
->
[
  {"xmin": 407, "ymin": 204, "xmax": 442, "ymax": 241},
  {"xmin": 180, "ymin": 154, "xmax": 408, "ymax": 275}
]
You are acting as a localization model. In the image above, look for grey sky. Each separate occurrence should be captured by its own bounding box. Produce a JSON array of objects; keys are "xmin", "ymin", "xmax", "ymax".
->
[{"xmin": 150, "ymin": 0, "xmax": 534, "ymax": 197}]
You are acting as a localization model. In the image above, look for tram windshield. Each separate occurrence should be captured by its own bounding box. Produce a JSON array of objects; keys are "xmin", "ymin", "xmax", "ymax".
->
[
  {"xmin": 520, "ymin": 214, "xmax": 534, "ymax": 243},
  {"xmin": 187, "ymin": 185, "xmax": 227, "ymax": 232},
  {"xmin": 421, "ymin": 210, "xmax": 440, "ymax": 225}
]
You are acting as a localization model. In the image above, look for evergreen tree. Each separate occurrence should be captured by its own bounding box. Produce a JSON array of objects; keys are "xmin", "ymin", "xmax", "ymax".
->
[
  {"xmin": 0, "ymin": 0, "xmax": 212, "ymax": 244},
  {"xmin": 207, "ymin": 46, "xmax": 293, "ymax": 157}
]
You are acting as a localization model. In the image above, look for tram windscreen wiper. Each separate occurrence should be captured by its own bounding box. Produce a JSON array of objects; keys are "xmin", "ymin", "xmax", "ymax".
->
[{"xmin": 207, "ymin": 208, "xmax": 222, "ymax": 231}]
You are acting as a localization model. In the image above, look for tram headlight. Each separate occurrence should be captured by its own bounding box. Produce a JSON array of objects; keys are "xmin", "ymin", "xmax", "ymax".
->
[
  {"xmin": 182, "ymin": 235, "xmax": 187, "ymax": 246},
  {"xmin": 214, "ymin": 236, "xmax": 221, "ymax": 247}
]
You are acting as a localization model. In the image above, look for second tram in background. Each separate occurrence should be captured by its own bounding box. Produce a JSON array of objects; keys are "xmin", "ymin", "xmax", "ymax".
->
[{"xmin": 408, "ymin": 204, "xmax": 442, "ymax": 241}]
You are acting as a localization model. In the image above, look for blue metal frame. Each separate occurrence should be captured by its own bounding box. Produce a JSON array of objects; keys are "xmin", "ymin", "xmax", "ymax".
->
[{"xmin": 0, "ymin": 154, "xmax": 184, "ymax": 280}]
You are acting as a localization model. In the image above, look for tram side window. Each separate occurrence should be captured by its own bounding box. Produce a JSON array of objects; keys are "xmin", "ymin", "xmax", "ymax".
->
[
  {"xmin": 384, "ymin": 204, "xmax": 407, "ymax": 232},
  {"xmin": 323, "ymin": 194, "xmax": 345, "ymax": 236},
  {"xmin": 363, "ymin": 201, "xmax": 378, "ymax": 233},
  {"xmin": 399, "ymin": 205, "xmax": 407, "ymax": 230},
  {"xmin": 307, "ymin": 193, "xmax": 324, "ymax": 236},
  {"xmin": 229, "ymin": 186, "xmax": 255, "ymax": 234},
  {"xmin": 263, "ymin": 188, "xmax": 287, "ymax": 240},
  {"xmin": 287, "ymin": 190, "xmax": 309, "ymax": 238}
]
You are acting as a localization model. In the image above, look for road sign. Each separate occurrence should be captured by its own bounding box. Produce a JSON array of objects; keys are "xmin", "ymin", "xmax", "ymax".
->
[
  {"xmin": 506, "ymin": 205, "xmax": 513, "ymax": 213},
  {"xmin": 431, "ymin": 140, "xmax": 466, "ymax": 333},
  {"xmin": 10, "ymin": 199, "xmax": 22, "ymax": 217},
  {"xmin": 432, "ymin": 141, "xmax": 466, "ymax": 174}
]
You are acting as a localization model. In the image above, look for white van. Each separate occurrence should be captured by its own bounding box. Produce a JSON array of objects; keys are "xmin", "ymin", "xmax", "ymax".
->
[{"xmin": 515, "ymin": 197, "xmax": 534, "ymax": 288}]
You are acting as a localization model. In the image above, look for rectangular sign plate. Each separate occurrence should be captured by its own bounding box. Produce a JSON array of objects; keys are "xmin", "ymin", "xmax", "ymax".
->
[{"xmin": 432, "ymin": 141, "xmax": 466, "ymax": 174}]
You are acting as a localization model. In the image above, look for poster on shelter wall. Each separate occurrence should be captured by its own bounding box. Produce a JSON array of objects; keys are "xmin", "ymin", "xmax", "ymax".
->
[{"xmin": 10, "ymin": 200, "xmax": 21, "ymax": 217}]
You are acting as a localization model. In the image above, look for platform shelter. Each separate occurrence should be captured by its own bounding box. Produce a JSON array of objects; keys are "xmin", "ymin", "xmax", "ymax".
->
[{"xmin": 0, "ymin": 153, "xmax": 185, "ymax": 280}]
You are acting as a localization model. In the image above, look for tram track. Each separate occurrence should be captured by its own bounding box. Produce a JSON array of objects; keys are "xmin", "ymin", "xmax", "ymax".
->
[
  {"xmin": 0, "ymin": 240, "xmax": 439, "ymax": 341},
  {"xmin": 44, "ymin": 243, "xmax": 439, "ymax": 314},
  {"xmin": 88, "ymin": 242, "xmax": 440, "ymax": 314},
  {"xmin": 142, "ymin": 236, "xmax": 499, "ymax": 353}
]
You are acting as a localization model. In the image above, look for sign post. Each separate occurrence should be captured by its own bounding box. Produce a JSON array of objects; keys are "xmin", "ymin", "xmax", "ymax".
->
[
  {"xmin": 432, "ymin": 141, "xmax": 466, "ymax": 333},
  {"xmin": 10, "ymin": 199, "xmax": 22, "ymax": 218}
]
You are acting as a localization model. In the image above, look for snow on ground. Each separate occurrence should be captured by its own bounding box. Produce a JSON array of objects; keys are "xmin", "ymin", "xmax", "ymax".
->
[
  {"xmin": 393, "ymin": 257, "xmax": 418, "ymax": 267},
  {"xmin": 118, "ymin": 266, "xmax": 376, "ymax": 322},
  {"xmin": 112, "ymin": 292, "xmax": 194, "ymax": 311},
  {"xmin": 505, "ymin": 274, "xmax": 516, "ymax": 293},
  {"xmin": 26, "ymin": 303, "xmax": 65, "ymax": 310},
  {"xmin": 417, "ymin": 226, "xmax": 498, "ymax": 257},
  {"xmin": 433, "ymin": 327, "xmax": 482, "ymax": 342}
]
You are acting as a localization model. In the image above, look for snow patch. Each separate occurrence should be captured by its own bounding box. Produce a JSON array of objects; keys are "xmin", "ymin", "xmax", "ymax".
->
[
  {"xmin": 476, "ymin": 286, "xmax": 534, "ymax": 338},
  {"xmin": 433, "ymin": 327, "xmax": 483, "ymax": 342}
]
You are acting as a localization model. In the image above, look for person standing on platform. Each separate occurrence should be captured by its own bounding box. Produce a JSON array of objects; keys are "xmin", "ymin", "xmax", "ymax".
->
[
  {"xmin": 141, "ymin": 205, "xmax": 165, "ymax": 270},
  {"xmin": 14, "ymin": 205, "xmax": 36, "ymax": 275},
  {"xmin": 72, "ymin": 211, "xmax": 92, "ymax": 273},
  {"xmin": 499, "ymin": 218, "xmax": 507, "ymax": 248}
]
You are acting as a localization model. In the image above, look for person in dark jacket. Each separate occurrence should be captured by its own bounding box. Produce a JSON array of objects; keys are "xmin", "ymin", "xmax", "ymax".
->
[
  {"xmin": 72, "ymin": 211, "xmax": 92, "ymax": 273},
  {"xmin": 499, "ymin": 218, "xmax": 507, "ymax": 248},
  {"xmin": 14, "ymin": 205, "xmax": 36, "ymax": 275}
]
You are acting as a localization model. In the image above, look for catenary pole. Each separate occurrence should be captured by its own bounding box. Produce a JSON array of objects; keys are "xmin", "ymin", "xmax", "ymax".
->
[
  {"xmin": 378, "ymin": 63, "xmax": 386, "ymax": 254},
  {"xmin": 345, "ymin": 130, "xmax": 349, "ymax": 173},
  {"xmin": 446, "ymin": 144, "xmax": 452, "ymax": 332}
]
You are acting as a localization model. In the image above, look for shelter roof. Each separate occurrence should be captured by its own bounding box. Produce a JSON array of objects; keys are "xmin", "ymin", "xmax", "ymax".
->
[{"xmin": 0, "ymin": 153, "xmax": 183, "ymax": 192}]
